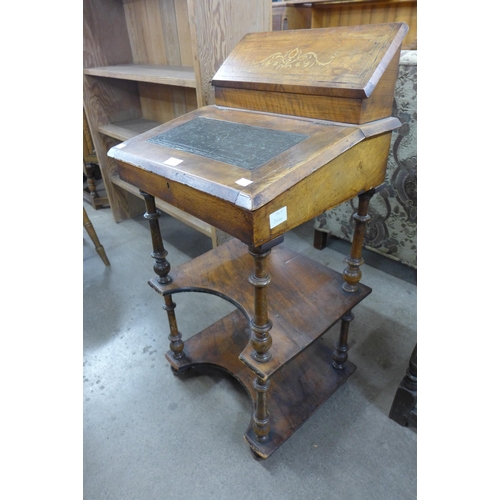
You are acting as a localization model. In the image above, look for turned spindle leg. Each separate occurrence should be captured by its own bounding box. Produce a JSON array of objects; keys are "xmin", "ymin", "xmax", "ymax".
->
[
  {"xmin": 248, "ymin": 246, "xmax": 273, "ymax": 362},
  {"xmin": 141, "ymin": 191, "xmax": 184, "ymax": 360},
  {"xmin": 332, "ymin": 310, "xmax": 353, "ymax": 370},
  {"xmin": 253, "ymin": 376, "xmax": 270, "ymax": 443},
  {"xmin": 248, "ymin": 244, "xmax": 274, "ymax": 443},
  {"xmin": 342, "ymin": 190, "xmax": 375, "ymax": 293}
]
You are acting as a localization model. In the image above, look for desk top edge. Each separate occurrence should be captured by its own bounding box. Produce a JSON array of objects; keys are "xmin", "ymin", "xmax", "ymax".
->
[{"xmin": 108, "ymin": 106, "xmax": 400, "ymax": 211}]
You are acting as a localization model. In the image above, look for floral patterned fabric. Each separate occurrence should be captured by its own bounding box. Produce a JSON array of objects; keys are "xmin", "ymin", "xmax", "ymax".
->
[{"xmin": 314, "ymin": 50, "xmax": 417, "ymax": 269}]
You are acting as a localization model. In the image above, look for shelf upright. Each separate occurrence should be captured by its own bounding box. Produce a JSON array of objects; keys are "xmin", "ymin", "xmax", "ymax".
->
[{"xmin": 83, "ymin": 0, "xmax": 271, "ymax": 246}]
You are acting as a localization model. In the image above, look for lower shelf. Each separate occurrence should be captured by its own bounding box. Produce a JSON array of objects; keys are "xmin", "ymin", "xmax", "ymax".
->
[{"xmin": 166, "ymin": 309, "xmax": 355, "ymax": 459}]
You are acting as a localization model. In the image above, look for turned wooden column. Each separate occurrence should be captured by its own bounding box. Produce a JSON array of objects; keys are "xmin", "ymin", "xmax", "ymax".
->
[
  {"xmin": 141, "ymin": 191, "xmax": 184, "ymax": 360},
  {"xmin": 253, "ymin": 377, "xmax": 270, "ymax": 443},
  {"xmin": 342, "ymin": 190, "xmax": 375, "ymax": 293},
  {"xmin": 248, "ymin": 241, "xmax": 279, "ymax": 443},
  {"xmin": 248, "ymin": 245, "xmax": 273, "ymax": 363},
  {"xmin": 332, "ymin": 310, "xmax": 353, "ymax": 369}
]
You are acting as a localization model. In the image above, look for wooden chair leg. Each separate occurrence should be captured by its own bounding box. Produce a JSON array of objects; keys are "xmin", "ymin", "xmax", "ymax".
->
[
  {"xmin": 332, "ymin": 310, "xmax": 354, "ymax": 369},
  {"xmin": 83, "ymin": 207, "xmax": 110, "ymax": 266},
  {"xmin": 389, "ymin": 344, "xmax": 417, "ymax": 428},
  {"xmin": 140, "ymin": 190, "xmax": 185, "ymax": 361},
  {"xmin": 247, "ymin": 237, "xmax": 283, "ymax": 444},
  {"xmin": 342, "ymin": 190, "xmax": 375, "ymax": 293}
]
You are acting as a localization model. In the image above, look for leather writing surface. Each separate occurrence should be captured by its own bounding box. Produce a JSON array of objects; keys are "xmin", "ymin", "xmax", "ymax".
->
[{"xmin": 147, "ymin": 117, "xmax": 308, "ymax": 170}]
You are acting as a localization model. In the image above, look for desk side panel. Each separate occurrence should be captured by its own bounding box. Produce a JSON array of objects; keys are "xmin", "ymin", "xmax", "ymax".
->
[
  {"xmin": 116, "ymin": 160, "xmax": 255, "ymax": 244},
  {"xmin": 252, "ymin": 133, "xmax": 392, "ymax": 245},
  {"xmin": 360, "ymin": 49, "xmax": 401, "ymax": 123}
]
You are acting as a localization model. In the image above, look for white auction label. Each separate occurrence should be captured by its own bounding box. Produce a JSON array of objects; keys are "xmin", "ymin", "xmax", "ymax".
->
[
  {"xmin": 269, "ymin": 206, "xmax": 287, "ymax": 229},
  {"xmin": 235, "ymin": 178, "xmax": 253, "ymax": 187},
  {"xmin": 164, "ymin": 157, "xmax": 183, "ymax": 166}
]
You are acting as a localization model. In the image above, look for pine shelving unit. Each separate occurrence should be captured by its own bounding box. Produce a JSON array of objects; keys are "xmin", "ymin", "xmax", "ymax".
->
[{"xmin": 83, "ymin": 0, "xmax": 272, "ymax": 246}]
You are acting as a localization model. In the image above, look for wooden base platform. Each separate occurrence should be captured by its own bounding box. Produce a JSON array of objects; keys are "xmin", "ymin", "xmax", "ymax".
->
[{"xmin": 166, "ymin": 309, "xmax": 356, "ymax": 459}]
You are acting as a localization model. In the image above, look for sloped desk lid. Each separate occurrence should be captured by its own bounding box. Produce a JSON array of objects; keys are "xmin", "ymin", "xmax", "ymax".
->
[
  {"xmin": 212, "ymin": 23, "xmax": 408, "ymax": 99},
  {"xmin": 108, "ymin": 105, "xmax": 400, "ymax": 211}
]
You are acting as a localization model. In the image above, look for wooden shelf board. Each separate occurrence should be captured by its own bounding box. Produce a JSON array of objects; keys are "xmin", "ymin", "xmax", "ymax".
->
[
  {"xmin": 84, "ymin": 64, "xmax": 197, "ymax": 88},
  {"xmin": 110, "ymin": 174, "xmax": 213, "ymax": 238},
  {"xmin": 151, "ymin": 238, "xmax": 371, "ymax": 380},
  {"xmin": 98, "ymin": 118, "xmax": 162, "ymax": 141},
  {"xmin": 166, "ymin": 308, "xmax": 356, "ymax": 459},
  {"xmin": 274, "ymin": 0, "xmax": 415, "ymax": 5}
]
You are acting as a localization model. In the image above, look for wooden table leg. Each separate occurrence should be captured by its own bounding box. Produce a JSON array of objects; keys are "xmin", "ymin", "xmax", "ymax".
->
[
  {"xmin": 248, "ymin": 243, "xmax": 276, "ymax": 443},
  {"xmin": 342, "ymin": 189, "xmax": 375, "ymax": 293},
  {"xmin": 141, "ymin": 190, "xmax": 184, "ymax": 360},
  {"xmin": 332, "ymin": 310, "xmax": 354, "ymax": 370},
  {"xmin": 248, "ymin": 245, "xmax": 273, "ymax": 363},
  {"xmin": 253, "ymin": 376, "xmax": 270, "ymax": 443}
]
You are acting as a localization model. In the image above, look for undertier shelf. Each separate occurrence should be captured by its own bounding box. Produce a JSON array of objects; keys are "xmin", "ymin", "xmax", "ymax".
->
[
  {"xmin": 166, "ymin": 308, "xmax": 356, "ymax": 459},
  {"xmin": 150, "ymin": 238, "xmax": 371, "ymax": 380}
]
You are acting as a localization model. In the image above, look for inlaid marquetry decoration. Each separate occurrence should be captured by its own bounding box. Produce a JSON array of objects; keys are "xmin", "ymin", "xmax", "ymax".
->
[
  {"xmin": 252, "ymin": 48, "xmax": 335, "ymax": 69},
  {"xmin": 212, "ymin": 23, "xmax": 409, "ymax": 124}
]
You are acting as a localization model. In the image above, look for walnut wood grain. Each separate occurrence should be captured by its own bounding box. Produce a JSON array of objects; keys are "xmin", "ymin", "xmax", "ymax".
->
[
  {"xmin": 141, "ymin": 192, "xmax": 185, "ymax": 359},
  {"xmin": 150, "ymin": 238, "xmax": 371, "ymax": 380},
  {"xmin": 212, "ymin": 24, "xmax": 406, "ymax": 97},
  {"xmin": 248, "ymin": 245, "xmax": 273, "ymax": 364},
  {"xmin": 342, "ymin": 190, "xmax": 375, "ymax": 292},
  {"xmin": 212, "ymin": 23, "xmax": 408, "ymax": 123},
  {"xmin": 165, "ymin": 308, "xmax": 356, "ymax": 459},
  {"xmin": 103, "ymin": 22, "xmax": 406, "ymax": 459},
  {"xmin": 109, "ymin": 105, "xmax": 399, "ymax": 246},
  {"xmin": 332, "ymin": 310, "xmax": 354, "ymax": 369},
  {"xmin": 214, "ymin": 50, "xmax": 400, "ymax": 124}
]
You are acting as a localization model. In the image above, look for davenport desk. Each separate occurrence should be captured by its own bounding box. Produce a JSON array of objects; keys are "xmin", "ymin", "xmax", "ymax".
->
[{"xmin": 108, "ymin": 23, "xmax": 408, "ymax": 459}]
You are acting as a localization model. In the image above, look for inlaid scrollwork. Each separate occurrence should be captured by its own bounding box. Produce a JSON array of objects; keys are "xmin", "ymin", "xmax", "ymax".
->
[{"xmin": 253, "ymin": 48, "xmax": 335, "ymax": 69}]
